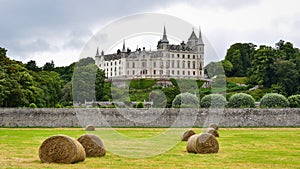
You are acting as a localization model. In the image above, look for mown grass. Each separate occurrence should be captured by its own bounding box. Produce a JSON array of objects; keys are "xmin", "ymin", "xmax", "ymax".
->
[{"xmin": 0, "ymin": 128, "xmax": 299, "ymax": 169}]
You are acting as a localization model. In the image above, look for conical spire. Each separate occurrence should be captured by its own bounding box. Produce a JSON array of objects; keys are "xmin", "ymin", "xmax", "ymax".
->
[
  {"xmin": 197, "ymin": 27, "xmax": 204, "ymax": 45},
  {"xmin": 122, "ymin": 40, "xmax": 126, "ymax": 52},
  {"xmin": 188, "ymin": 28, "xmax": 198, "ymax": 40},
  {"xmin": 161, "ymin": 25, "xmax": 169, "ymax": 43},
  {"xmin": 96, "ymin": 46, "xmax": 100, "ymax": 56}
]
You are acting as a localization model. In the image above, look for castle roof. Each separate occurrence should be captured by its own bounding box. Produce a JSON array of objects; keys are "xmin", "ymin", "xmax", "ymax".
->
[{"xmin": 188, "ymin": 29, "xmax": 198, "ymax": 41}]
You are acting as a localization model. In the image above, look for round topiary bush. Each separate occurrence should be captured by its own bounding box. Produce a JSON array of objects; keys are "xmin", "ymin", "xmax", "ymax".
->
[
  {"xmin": 172, "ymin": 92, "xmax": 199, "ymax": 108},
  {"xmin": 288, "ymin": 94, "xmax": 300, "ymax": 108},
  {"xmin": 29, "ymin": 103, "xmax": 37, "ymax": 108},
  {"xmin": 200, "ymin": 94, "xmax": 227, "ymax": 108},
  {"xmin": 135, "ymin": 102, "xmax": 145, "ymax": 108},
  {"xmin": 260, "ymin": 93, "xmax": 289, "ymax": 108},
  {"xmin": 228, "ymin": 93, "xmax": 255, "ymax": 108}
]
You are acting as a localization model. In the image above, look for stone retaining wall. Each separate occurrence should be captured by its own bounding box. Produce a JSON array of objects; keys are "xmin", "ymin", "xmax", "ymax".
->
[{"xmin": 0, "ymin": 108, "xmax": 299, "ymax": 127}]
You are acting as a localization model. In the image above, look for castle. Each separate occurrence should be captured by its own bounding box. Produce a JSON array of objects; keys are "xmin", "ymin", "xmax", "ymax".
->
[{"xmin": 95, "ymin": 26, "xmax": 205, "ymax": 80}]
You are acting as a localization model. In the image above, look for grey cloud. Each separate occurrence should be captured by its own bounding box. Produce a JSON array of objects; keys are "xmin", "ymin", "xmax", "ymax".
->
[{"xmin": 0, "ymin": 0, "xmax": 176, "ymax": 60}]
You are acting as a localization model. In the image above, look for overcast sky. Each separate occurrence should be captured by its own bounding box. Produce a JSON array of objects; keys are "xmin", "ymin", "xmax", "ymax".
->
[{"xmin": 1, "ymin": 0, "xmax": 300, "ymax": 66}]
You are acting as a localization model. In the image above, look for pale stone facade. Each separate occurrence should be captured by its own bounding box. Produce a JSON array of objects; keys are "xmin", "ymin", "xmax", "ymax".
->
[{"xmin": 95, "ymin": 26, "xmax": 205, "ymax": 80}]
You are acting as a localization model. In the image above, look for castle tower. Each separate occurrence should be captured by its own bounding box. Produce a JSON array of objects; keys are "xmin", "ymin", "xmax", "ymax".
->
[
  {"xmin": 157, "ymin": 26, "xmax": 169, "ymax": 50},
  {"xmin": 122, "ymin": 40, "xmax": 126, "ymax": 53},
  {"xmin": 95, "ymin": 46, "xmax": 100, "ymax": 57},
  {"xmin": 187, "ymin": 28, "xmax": 198, "ymax": 50},
  {"xmin": 196, "ymin": 27, "xmax": 205, "ymax": 77},
  {"xmin": 196, "ymin": 27, "xmax": 204, "ymax": 53}
]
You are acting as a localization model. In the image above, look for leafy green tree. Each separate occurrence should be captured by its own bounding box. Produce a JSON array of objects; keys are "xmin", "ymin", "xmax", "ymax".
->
[
  {"xmin": 42, "ymin": 60, "xmax": 55, "ymax": 71},
  {"xmin": 0, "ymin": 47, "xmax": 7, "ymax": 59},
  {"xmin": 26, "ymin": 60, "xmax": 40, "ymax": 72},
  {"xmin": 72, "ymin": 64, "xmax": 97, "ymax": 103},
  {"xmin": 224, "ymin": 43, "xmax": 256, "ymax": 77},
  {"xmin": 37, "ymin": 71, "xmax": 62, "ymax": 107},
  {"xmin": 248, "ymin": 45, "xmax": 277, "ymax": 86}
]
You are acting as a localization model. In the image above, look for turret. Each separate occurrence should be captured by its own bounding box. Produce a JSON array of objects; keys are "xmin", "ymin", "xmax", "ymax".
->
[
  {"xmin": 95, "ymin": 46, "xmax": 100, "ymax": 57},
  {"xmin": 187, "ymin": 28, "xmax": 198, "ymax": 50},
  {"xmin": 157, "ymin": 26, "xmax": 169, "ymax": 50},
  {"xmin": 196, "ymin": 27, "xmax": 204, "ymax": 54},
  {"xmin": 122, "ymin": 40, "xmax": 126, "ymax": 53}
]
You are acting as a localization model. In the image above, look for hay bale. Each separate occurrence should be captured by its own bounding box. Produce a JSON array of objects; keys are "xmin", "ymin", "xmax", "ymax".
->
[
  {"xmin": 186, "ymin": 133, "xmax": 219, "ymax": 154},
  {"xmin": 85, "ymin": 125, "xmax": 95, "ymax": 131},
  {"xmin": 78, "ymin": 134, "xmax": 106, "ymax": 157},
  {"xmin": 205, "ymin": 127, "xmax": 219, "ymax": 137},
  {"xmin": 39, "ymin": 135, "xmax": 86, "ymax": 164},
  {"xmin": 209, "ymin": 123, "xmax": 219, "ymax": 130},
  {"xmin": 181, "ymin": 130, "xmax": 196, "ymax": 141}
]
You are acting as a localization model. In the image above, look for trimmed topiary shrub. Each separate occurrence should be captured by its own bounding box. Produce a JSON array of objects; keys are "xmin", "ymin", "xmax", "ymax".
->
[
  {"xmin": 288, "ymin": 94, "xmax": 300, "ymax": 108},
  {"xmin": 228, "ymin": 93, "xmax": 255, "ymax": 108},
  {"xmin": 29, "ymin": 103, "xmax": 37, "ymax": 108},
  {"xmin": 260, "ymin": 93, "xmax": 289, "ymax": 108},
  {"xmin": 172, "ymin": 92, "xmax": 199, "ymax": 108},
  {"xmin": 135, "ymin": 102, "xmax": 145, "ymax": 108},
  {"xmin": 200, "ymin": 94, "xmax": 227, "ymax": 108}
]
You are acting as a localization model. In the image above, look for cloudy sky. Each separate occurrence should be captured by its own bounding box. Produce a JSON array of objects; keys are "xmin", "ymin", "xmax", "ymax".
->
[{"xmin": 1, "ymin": 0, "xmax": 300, "ymax": 66}]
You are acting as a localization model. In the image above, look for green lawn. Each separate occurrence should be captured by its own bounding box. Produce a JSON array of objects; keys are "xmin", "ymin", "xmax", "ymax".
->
[{"xmin": 0, "ymin": 128, "xmax": 299, "ymax": 169}]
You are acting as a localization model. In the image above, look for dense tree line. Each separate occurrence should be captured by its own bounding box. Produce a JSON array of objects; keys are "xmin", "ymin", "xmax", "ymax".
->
[
  {"xmin": 205, "ymin": 40, "xmax": 300, "ymax": 96},
  {"xmin": 0, "ymin": 47, "xmax": 105, "ymax": 107}
]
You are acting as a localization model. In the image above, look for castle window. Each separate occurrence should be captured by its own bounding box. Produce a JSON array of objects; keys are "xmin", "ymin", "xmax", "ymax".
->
[
  {"xmin": 133, "ymin": 70, "xmax": 135, "ymax": 75},
  {"xmin": 110, "ymin": 72, "xmax": 112, "ymax": 76},
  {"xmin": 183, "ymin": 71, "xmax": 185, "ymax": 75},
  {"xmin": 100, "ymin": 64, "xmax": 101, "ymax": 67},
  {"xmin": 177, "ymin": 54, "xmax": 180, "ymax": 58},
  {"xmin": 188, "ymin": 61, "xmax": 191, "ymax": 69},
  {"xmin": 154, "ymin": 70, "xmax": 156, "ymax": 75},
  {"xmin": 188, "ymin": 71, "xmax": 190, "ymax": 75},
  {"xmin": 172, "ymin": 54, "xmax": 174, "ymax": 58},
  {"xmin": 182, "ymin": 54, "xmax": 185, "ymax": 59},
  {"xmin": 182, "ymin": 61, "xmax": 185, "ymax": 68},
  {"xmin": 188, "ymin": 55, "xmax": 190, "ymax": 59},
  {"xmin": 142, "ymin": 62, "xmax": 147, "ymax": 68},
  {"xmin": 153, "ymin": 61, "xmax": 156, "ymax": 68},
  {"xmin": 132, "ymin": 62, "xmax": 135, "ymax": 68},
  {"xmin": 193, "ymin": 55, "xmax": 195, "ymax": 59},
  {"xmin": 171, "ymin": 60, "xmax": 175, "ymax": 68},
  {"xmin": 177, "ymin": 61, "xmax": 180, "ymax": 68},
  {"xmin": 160, "ymin": 70, "xmax": 163, "ymax": 75},
  {"xmin": 177, "ymin": 70, "xmax": 180, "ymax": 75},
  {"xmin": 111, "ymin": 68, "xmax": 113, "ymax": 71},
  {"xmin": 193, "ymin": 61, "xmax": 196, "ymax": 69},
  {"xmin": 172, "ymin": 70, "xmax": 174, "ymax": 75},
  {"xmin": 111, "ymin": 62, "xmax": 113, "ymax": 66},
  {"xmin": 119, "ymin": 60, "xmax": 121, "ymax": 64},
  {"xmin": 193, "ymin": 71, "xmax": 196, "ymax": 75},
  {"xmin": 115, "ymin": 61, "xmax": 117, "ymax": 65}
]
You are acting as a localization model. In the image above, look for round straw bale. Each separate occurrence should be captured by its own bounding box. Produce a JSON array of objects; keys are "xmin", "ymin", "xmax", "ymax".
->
[
  {"xmin": 181, "ymin": 130, "xmax": 196, "ymax": 141},
  {"xmin": 205, "ymin": 127, "xmax": 219, "ymax": 137},
  {"xmin": 77, "ymin": 134, "xmax": 106, "ymax": 157},
  {"xmin": 209, "ymin": 123, "xmax": 219, "ymax": 130},
  {"xmin": 186, "ymin": 133, "xmax": 219, "ymax": 154},
  {"xmin": 85, "ymin": 125, "xmax": 95, "ymax": 131},
  {"xmin": 39, "ymin": 135, "xmax": 86, "ymax": 164}
]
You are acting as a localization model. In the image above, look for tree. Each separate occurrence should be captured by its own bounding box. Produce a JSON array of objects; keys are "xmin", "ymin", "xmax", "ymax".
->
[
  {"xmin": 224, "ymin": 43, "xmax": 256, "ymax": 77},
  {"xmin": 248, "ymin": 45, "xmax": 277, "ymax": 86},
  {"xmin": 0, "ymin": 47, "xmax": 7, "ymax": 59},
  {"xmin": 42, "ymin": 60, "xmax": 55, "ymax": 71},
  {"xmin": 26, "ymin": 60, "xmax": 40, "ymax": 72}
]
